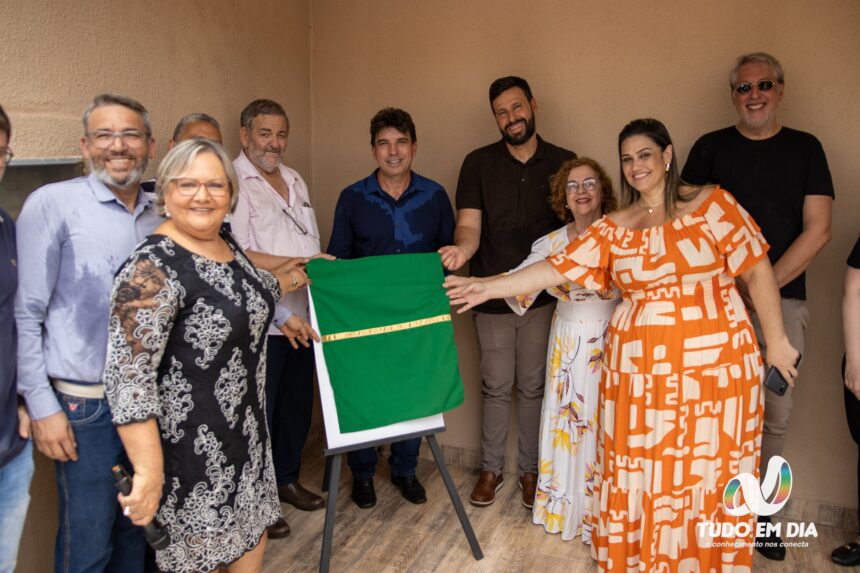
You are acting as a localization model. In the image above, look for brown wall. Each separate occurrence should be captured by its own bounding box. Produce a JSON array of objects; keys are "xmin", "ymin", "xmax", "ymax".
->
[
  {"xmin": 2, "ymin": 1, "xmax": 859, "ymax": 570},
  {"xmin": 309, "ymin": 0, "xmax": 860, "ymax": 509}
]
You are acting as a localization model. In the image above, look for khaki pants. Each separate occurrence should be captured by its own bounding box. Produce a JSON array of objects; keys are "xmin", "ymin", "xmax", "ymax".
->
[
  {"xmin": 473, "ymin": 303, "xmax": 555, "ymax": 475},
  {"xmin": 750, "ymin": 298, "xmax": 809, "ymax": 477}
]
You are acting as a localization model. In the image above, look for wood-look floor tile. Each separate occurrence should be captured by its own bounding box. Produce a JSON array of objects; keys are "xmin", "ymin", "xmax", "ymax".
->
[{"xmin": 259, "ymin": 446, "xmax": 854, "ymax": 572}]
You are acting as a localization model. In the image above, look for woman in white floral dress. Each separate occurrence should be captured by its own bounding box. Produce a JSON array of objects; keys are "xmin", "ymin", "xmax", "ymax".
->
[
  {"xmin": 505, "ymin": 158, "xmax": 619, "ymax": 542},
  {"xmin": 103, "ymin": 140, "xmax": 308, "ymax": 573}
]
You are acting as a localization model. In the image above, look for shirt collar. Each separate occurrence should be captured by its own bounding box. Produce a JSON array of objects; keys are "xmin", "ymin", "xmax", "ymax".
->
[
  {"xmin": 365, "ymin": 169, "xmax": 422, "ymax": 199},
  {"xmin": 87, "ymin": 172, "xmax": 153, "ymax": 209},
  {"xmin": 234, "ymin": 150, "xmax": 297, "ymax": 186},
  {"xmin": 497, "ymin": 134, "xmax": 547, "ymax": 165}
]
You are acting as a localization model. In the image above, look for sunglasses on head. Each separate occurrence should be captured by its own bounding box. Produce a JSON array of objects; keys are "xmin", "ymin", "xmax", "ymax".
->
[{"xmin": 733, "ymin": 79, "xmax": 777, "ymax": 95}]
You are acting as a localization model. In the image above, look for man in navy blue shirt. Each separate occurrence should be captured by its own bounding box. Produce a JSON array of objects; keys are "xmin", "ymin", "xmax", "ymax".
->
[
  {"xmin": 0, "ymin": 104, "xmax": 34, "ymax": 573},
  {"xmin": 327, "ymin": 107, "xmax": 455, "ymax": 508}
]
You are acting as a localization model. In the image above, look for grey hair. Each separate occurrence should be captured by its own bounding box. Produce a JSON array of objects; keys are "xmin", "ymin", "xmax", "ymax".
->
[
  {"xmin": 171, "ymin": 113, "xmax": 221, "ymax": 141},
  {"xmin": 239, "ymin": 99, "xmax": 289, "ymax": 131},
  {"xmin": 155, "ymin": 139, "xmax": 239, "ymax": 215},
  {"xmin": 729, "ymin": 52, "xmax": 785, "ymax": 89},
  {"xmin": 82, "ymin": 93, "xmax": 152, "ymax": 136}
]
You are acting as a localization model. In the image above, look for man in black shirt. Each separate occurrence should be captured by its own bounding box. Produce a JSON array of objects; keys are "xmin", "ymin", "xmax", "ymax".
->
[
  {"xmin": 682, "ymin": 52, "xmax": 833, "ymax": 561},
  {"xmin": 440, "ymin": 77, "xmax": 575, "ymax": 509}
]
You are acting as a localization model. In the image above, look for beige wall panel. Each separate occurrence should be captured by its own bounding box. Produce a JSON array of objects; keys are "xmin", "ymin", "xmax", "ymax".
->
[
  {"xmin": 310, "ymin": 0, "xmax": 860, "ymax": 508},
  {"xmin": 0, "ymin": 0, "xmax": 312, "ymax": 177}
]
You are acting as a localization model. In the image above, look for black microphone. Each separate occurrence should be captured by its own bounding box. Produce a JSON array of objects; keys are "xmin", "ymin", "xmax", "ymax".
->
[{"xmin": 112, "ymin": 464, "xmax": 171, "ymax": 550}]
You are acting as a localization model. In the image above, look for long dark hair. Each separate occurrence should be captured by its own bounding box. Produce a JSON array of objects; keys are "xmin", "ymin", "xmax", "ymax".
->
[{"xmin": 617, "ymin": 118, "xmax": 698, "ymax": 215}]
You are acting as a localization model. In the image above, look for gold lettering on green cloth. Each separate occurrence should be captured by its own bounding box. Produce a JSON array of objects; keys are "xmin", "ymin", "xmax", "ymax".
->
[{"xmin": 321, "ymin": 314, "xmax": 452, "ymax": 343}]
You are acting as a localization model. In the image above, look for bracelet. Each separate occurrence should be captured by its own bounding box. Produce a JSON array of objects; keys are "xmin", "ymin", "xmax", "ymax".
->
[{"xmin": 289, "ymin": 272, "xmax": 299, "ymax": 291}]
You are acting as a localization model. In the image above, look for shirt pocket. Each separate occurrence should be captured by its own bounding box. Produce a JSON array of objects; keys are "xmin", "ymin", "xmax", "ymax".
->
[{"xmin": 296, "ymin": 203, "xmax": 320, "ymax": 239}]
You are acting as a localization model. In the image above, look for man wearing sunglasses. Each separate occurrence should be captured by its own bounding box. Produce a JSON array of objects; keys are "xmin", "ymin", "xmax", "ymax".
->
[
  {"xmin": 16, "ymin": 94, "xmax": 161, "ymax": 572},
  {"xmin": 682, "ymin": 52, "xmax": 834, "ymax": 562},
  {"xmin": 231, "ymin": 99, "xmax": 326, "ymax": 540}
]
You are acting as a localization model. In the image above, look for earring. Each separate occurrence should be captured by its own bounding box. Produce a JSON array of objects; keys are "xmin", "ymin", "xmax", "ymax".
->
[
  {"xmin": 665, "ymin": 162, "xmax": 670, "ymax": 173},
  {"xmin": 164, "ymin": 209, "xmax": 171, "ymax": 218}
]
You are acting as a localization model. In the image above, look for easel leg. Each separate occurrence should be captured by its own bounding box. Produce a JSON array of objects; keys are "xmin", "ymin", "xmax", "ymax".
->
[
  {"xmin": 320, "ymin": 453, "xmax": 341, "ymax": 573},
  {"xmin": 426, "ymin": 434, "xmax": 483, "ymax": 560},
  {"xmin": 322, "ymin": 453, "xmax": 333, "ymax": 492}
]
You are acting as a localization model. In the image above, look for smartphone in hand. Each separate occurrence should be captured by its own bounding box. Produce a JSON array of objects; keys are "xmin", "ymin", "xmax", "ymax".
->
[{"xmin": 763, "ymin": 353, "xmax": 802, "ymax": 396}]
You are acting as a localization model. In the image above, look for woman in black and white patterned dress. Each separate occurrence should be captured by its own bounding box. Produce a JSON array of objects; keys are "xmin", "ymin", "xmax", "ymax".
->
[{"xmin": 104, "ymin": 139, "xmax": 308, "ymax": 573}]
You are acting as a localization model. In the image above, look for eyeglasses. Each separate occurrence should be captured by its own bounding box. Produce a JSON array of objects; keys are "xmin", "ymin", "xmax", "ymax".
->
[
  {"xmin": 86, "ymin": 129, "xmax": 148, "ymax": 149},
  {"xmin": 733, "ymin": 79, "xmax": 777, "ymax": 95},
  {"xmin": 0, "ymin": 148, "xmax": 12, "ymax": 165},
  {"xmin": 566, "ymin": 178, "xmax": 599, "ymax": 194},
  {"xmin": 172, "ymin": 178, "xmax": 231, "ymax": 197},
  {"xmin": 282, "ymin": 207, "xmax": 308, "ymax": 235}
]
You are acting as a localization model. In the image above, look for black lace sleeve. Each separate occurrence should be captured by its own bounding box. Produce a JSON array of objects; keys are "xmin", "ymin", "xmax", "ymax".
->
[{"xmin": 104, "ymin": 248, "xmax": 181, "ymax": 425}]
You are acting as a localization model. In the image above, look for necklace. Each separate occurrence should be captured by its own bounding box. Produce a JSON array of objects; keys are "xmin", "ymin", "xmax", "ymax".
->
[{"xmin": 639, "ymin": 199, "xmax": 665, "ymax": 214}]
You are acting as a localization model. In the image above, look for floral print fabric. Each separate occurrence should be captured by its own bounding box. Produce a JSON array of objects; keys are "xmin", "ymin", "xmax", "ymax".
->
[{"xmin": 506, "ymin": 226, "xmax": 619, "ymax": 542}]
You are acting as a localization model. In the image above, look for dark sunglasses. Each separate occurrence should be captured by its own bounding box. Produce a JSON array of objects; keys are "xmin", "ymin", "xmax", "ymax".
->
[{"xmin": 733, "ymin": 79, "xmax": 777, "ymax": 95}]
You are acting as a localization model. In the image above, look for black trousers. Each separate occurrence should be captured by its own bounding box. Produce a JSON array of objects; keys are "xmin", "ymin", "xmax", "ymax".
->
[
  {"xmin": 265, "ymin": 336, "xmax": 315, "ymax": 486},
  {"xmin": 843, "ymin": 355, "xmax": 860, "ymax": 534}
]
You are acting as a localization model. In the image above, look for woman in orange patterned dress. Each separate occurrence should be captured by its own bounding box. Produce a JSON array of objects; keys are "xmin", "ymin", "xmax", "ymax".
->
[{"xmin": 445, "ymin": 118, "xmax": 799, "ymax": 572}]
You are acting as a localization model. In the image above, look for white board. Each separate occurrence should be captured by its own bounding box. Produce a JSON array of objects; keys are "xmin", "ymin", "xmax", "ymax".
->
[{"xmin": 308, "ymin": 291, "xmax": 446, "ymax": 451}]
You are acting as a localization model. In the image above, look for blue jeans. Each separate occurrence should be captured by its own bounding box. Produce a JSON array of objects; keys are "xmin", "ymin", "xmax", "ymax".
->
[
  {"xmin": 54, "ymin": 391, "xmax": 144, "ymax": 573},
  {"xmin": 347, "ymin": 438, "xmax": 421, "ymax": 479},
  {"xmin": 0, "ymin": 440, "xmax": 34, "ymax": 573}
]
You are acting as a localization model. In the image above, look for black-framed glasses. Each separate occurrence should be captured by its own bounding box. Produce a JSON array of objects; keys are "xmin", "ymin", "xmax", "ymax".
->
[
  {"xmin": 282, "ymin": 207, "xmax": 308, "ymax": 235},
  {"xmin": 0, "ymin": 148, "xmax": 12, "ymax": 164},
  {"xmin": 86, "ymin": 129, "xmax": 148, "ymax": 149},
  {"xmin": 733, "ymin": 79, "xmax": 777, "ymax": 95},
  {"xmin": 172, "ymin": 178, "xmax": 231, "ymax": 197},
  {"xmin": 566, "ymin": 178, "xmax": 599, "ymax": 194}
]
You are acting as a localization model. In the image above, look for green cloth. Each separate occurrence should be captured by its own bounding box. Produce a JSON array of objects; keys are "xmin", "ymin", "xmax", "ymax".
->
[{"xmin": 307, "ymin": 253, "xmax": 463, "ymax": 433}]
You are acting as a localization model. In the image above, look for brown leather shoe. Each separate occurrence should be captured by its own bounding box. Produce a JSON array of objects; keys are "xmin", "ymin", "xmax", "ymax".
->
[
  {"xmin": 267, "ymin": 517, "xmax": 291, "ymax": 539},
  {"xmin": 519, "ymin": 472, "xmax": 537, "ymax": 509},
  {"xmin": 470, "ymin": 470, "xmax": 504, "ymax": 506},
  {"xmin": 279, "ymin": 482, "xmax": 325, "ymax": 511}
]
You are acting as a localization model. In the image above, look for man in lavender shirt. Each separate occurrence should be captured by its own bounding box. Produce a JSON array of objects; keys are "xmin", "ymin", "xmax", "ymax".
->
[
  {"xmin": 231, "ymin": 99, "xmax": 325, "ymax": 540},
  {"xmin": 16, "ymin": 94, "xmax": 161, "ymax": 573}
]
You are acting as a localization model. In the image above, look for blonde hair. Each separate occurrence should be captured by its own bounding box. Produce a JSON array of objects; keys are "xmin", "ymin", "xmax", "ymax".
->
[{"xmin": 155, "ymin": 139, "xmax": 239, "ymax": 215}]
